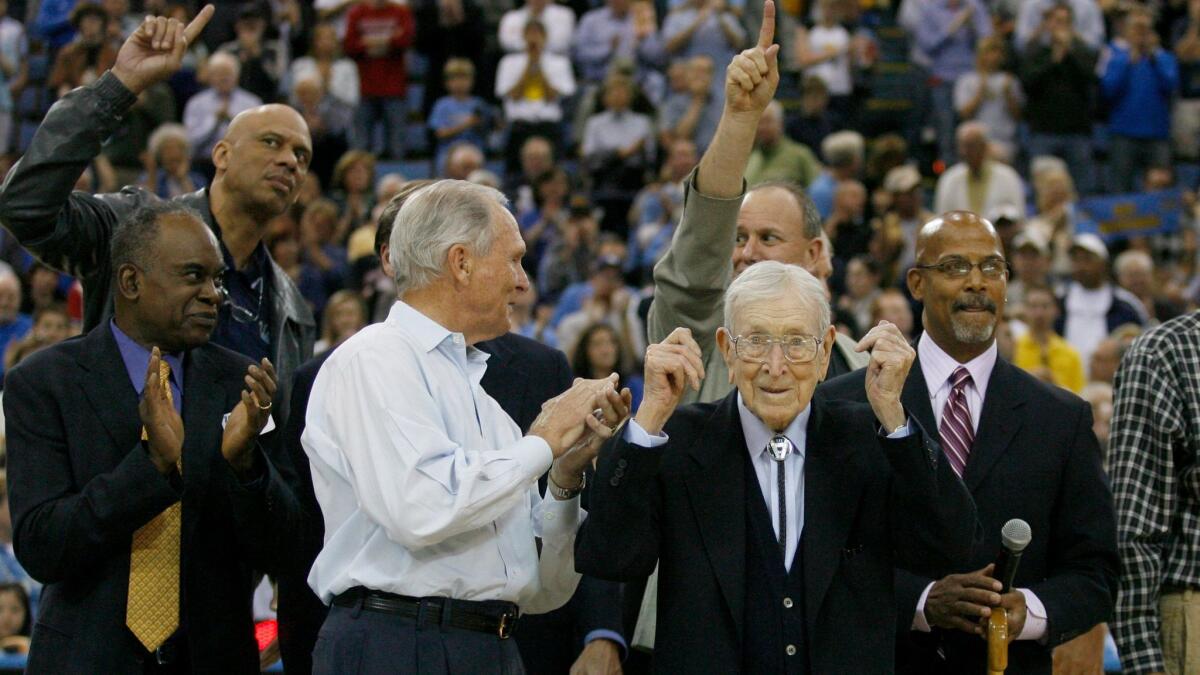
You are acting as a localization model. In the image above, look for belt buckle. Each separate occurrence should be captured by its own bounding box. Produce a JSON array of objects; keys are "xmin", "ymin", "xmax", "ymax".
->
[{"xmin": 497, "ymin": 611, "xmax": 514, "ymax": 640}]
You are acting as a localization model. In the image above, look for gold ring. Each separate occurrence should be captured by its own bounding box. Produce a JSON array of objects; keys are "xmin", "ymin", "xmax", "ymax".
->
[{"xmin": 257, "ymin": 401, "xmax": 272, "ymax": 411}]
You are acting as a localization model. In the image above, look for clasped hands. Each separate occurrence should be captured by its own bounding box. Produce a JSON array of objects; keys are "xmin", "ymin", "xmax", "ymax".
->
[{"xmin": 531, "ymin": 374, "xmax": 633, "ymax": 497}]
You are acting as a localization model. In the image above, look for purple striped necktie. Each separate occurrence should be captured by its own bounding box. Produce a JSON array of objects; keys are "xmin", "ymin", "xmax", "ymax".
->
[{"xmin": 939, "ymin": 367, "xmax": 975, "ymax": 478}]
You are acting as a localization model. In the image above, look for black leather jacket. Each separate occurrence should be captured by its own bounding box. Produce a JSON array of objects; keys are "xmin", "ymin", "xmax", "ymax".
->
[{"xmin": 0, "ymin": 71, "xmax": 315, "ymax": 423}]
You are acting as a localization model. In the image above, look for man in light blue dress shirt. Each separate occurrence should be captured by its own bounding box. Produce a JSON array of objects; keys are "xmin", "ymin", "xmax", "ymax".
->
[{"xmin": 302, "ymin": 180, "xmax": 631, "ymax": 674}]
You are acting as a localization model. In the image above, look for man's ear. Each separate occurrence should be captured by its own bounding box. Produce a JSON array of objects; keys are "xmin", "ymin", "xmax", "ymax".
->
[
  {"xmin": 818, "ymin": 324, "xmax": 836, "ymax": 381},
  {"xmin": 716, "ymin": 326, "xmax": 735, "ymax": 384},
  {"xmin": 806, "ymin": 235, "xmax": 824, "ymax": 267},
  {"xmin": 211, "ymin": 140, "xmax": 229, "ymax": 173},
  {"xmin": 907, "ymin": 267, "xmax": 924, "ymax": 302},
  {"xmin": 446, "ymin": 243, "xmax": 472, "ymax": 286},
  {"xmin": 116, "ymin": 263, "xmax": 141, "ymax": 301}
]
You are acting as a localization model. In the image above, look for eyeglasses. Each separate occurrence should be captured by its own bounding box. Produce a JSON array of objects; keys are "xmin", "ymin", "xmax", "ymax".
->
[
  {"xmin": 915, "ymin": 257, "xmax": 1009, "ymax": 279},
  {"xmin": 218, "ymin": 274, "xmax": 265, "ymax": 325},
  {"xmin": 730, "ymin": 333, "xmax": 824, "ymax": 364}
]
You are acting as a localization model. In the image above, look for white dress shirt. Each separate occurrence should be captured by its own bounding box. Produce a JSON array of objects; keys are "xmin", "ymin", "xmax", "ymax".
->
[
  {"xmin": 912, "ymin": 333, "xmax": 1048, "ymax": 641},
  {"xmin": 498, "ymin": 4, "xmax": 576, "ymax": 55},
  {"xmin": 494, "ymin": 51, "xmax": 577, "ymax": 122},
  {"xmin": 625, "ymin": 395, "xmax": 910, "ymax": 570},
  {"xmin": 302, "ymin": 301, "xmax": 582, "ymax": 614}
]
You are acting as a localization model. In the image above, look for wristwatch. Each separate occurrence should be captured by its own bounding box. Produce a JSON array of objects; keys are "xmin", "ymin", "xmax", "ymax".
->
[{"xmin": 548, "ymin": 471, "xmax": 586, "ymax": 500}]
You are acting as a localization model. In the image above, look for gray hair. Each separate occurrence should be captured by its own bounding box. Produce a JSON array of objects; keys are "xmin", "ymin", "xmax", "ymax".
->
[
  {"xmin": 147, "ymin": 123, "xmax": 191, "ymax": 160},
  {"xmin": 1114, "ymin": 249, "xmax": 1152, "ymax": 277},
  {"xmin": 724, "ymin": 261, "xmax": 830, "ymax": 334},
  {"xmin": 821, "ymin": 131, "xmax": 864, "ymax": 169},
  {"xmin": 388, "ymin": 180, "xmax": 509, "ymax": 295},
  {"xmin": 112, "ymin": 201, "xmax": 209, "ymax": 272}
]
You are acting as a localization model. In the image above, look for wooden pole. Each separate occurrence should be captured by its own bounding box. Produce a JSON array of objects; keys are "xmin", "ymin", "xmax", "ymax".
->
[{"xmin": 987, "ymin": 607, "xmax": 1008, "ymax": 675}]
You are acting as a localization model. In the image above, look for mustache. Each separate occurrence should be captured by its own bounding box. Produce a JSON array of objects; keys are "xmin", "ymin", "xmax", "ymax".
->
[{"xmin": 953, "ymin": 295, "xmax": 997, "ymax": 313}]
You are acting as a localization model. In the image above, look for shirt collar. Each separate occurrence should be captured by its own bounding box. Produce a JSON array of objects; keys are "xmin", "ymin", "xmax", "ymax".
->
[
  {"xmin": 737, "ymin": 391, "xmax": 810, "ymax": 461},
  {"xmin": 917, "ymin": 331, "xmax": 997, "ymax": 399},
  {"xmin": 109, "ymin": 319, "xmax": 185, "ymax": 397},
  {"xmin": 386, "ymin": 300, "xmax": 486, "ymax": 362}
]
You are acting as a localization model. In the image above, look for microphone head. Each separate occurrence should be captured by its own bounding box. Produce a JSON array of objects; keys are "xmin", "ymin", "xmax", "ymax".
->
[{"xmin": 1001, "ymin": 519, "xmax": 1032, "ymax": 552}]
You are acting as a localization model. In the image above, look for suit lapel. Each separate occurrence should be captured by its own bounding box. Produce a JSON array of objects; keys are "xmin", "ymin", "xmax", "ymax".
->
[
  {"xmin": 683, "ymin": 392, "xmax": 747, "ymax": 645},
  {"xmin": 903, "ymin": 355, "xmax": 937, "ymax": 434},
  {"xmin": 962, "ymin": 359, "xmax": 1025, "ymax": 491},
  {"xmin": 77, "ymin": 324, "xmax": 142, "ymax": 462},
  {"xmin": 180, "ymin": 346, "xmax": 226, "ymax": 539},
  {"xmin": 802, "ymin": 399, "xmax": 866, "ymax": 632}
]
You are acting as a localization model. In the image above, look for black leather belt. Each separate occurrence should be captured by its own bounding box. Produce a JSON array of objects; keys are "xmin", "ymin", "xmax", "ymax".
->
[{"xmin": 333, "ymin": 588, "xmax": 520, "ymax": 639}]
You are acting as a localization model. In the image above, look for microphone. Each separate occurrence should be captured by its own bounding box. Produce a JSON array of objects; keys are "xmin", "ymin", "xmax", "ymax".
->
[{"xmin": 992, "ymin": 519, "xmax": 1031, "ymax": 593}]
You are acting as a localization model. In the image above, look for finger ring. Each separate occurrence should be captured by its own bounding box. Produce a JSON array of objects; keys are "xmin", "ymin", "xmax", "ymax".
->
[{"xmin": 256, "ymin": 400, "xmax": 272, "ymax": 411}]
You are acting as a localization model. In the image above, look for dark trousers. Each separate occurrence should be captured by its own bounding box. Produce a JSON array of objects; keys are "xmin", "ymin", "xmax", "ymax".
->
[{"xmin": 314, "ymin": 604, "xmax": 526, "ymax": 675}]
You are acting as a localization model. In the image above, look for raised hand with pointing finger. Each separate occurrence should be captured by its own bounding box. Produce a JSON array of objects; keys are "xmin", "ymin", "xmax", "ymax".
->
[
  {"xmin": 112, "ymin": 4, "xmax": 214, "ymax": 95},
  {"xmin": 724, "ymin": 0, "xmax": 780, "ymax": 117}
]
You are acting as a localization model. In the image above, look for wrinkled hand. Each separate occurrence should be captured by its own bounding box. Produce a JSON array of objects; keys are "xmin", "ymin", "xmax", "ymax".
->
[
  {"xmin": 112, "ymin": 4, "xmax": 213, "ymax": 95},
  {"xmin": 924, "ymin": 564, "xmax": 1003, "ymax": 636},
  {"xmin": 570, "ymin": 638, "xmax": 623, "ymax": 675},
  {"xmin": 724, "ymin": 0, "xmax": 779, "ymax": 117},
  {"xmin": 221, "ymin": 358, "xmax": 277, "ymax": 474},
  {"xmin": 855, "ymin": 320, "xmax": 913, "ymax": 431},
  {"xmin": 531, "ymin": 375, "xmax": 621, "ymax": 458},
  {"xmin": 551, "ymin": 384, "xmax": 633, "ymax": 494},
  {"xmin": 138, "ymin": 347, "xmax": 184, "ymax": 475},
  {"xmin": 635, "ymin": 327, "xmax": 704, "ymax": 435}
]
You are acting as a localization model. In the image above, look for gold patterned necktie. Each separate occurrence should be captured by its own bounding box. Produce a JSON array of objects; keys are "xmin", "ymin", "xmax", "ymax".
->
[{"xmin": 127, "ymin": 359, "xmax": 181, "ymax": 652}]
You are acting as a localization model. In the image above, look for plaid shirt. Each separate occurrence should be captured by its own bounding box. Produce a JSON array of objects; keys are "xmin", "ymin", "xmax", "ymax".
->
[{"xmin": 1110, "ymin": 311, "xmax": 1200, "ymax": 674}]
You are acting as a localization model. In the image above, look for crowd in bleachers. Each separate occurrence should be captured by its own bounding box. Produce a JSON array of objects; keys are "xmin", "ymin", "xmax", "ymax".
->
[{"xmin": 0, "ymin": 0, "xmax": 1192, "ymax": 663}]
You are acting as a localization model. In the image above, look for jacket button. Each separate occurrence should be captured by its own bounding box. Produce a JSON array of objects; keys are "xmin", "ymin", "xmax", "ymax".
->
[
  {"xmin": 785, "ymin": 644, "xmax": 797, "ymax": 656},
  {"xmin": 610, "ymin": 477, "xmax": 621, "ymax": 487},
  {"xmin": 614, "ymin": 468, "xmax": 625, "ymax": 478},
  {"xmin": 782, "ymin": 597, "xmax": 793, "ymax": 609},
  {"xmin": 617, "ymin": 459, "xmax": 628, "ymax": 468}
]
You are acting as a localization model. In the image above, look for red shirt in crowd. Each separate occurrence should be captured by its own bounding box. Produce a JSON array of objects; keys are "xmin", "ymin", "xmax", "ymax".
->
[{"xmin": 343, "ymin": 0, "xmax": 416, "ymax": 99}]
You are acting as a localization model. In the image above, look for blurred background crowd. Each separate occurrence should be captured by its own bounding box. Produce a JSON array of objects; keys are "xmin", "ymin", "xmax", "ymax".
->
[{"xmin": 0, "ymin": 0, "xmax": 1191, "ymax": 659}]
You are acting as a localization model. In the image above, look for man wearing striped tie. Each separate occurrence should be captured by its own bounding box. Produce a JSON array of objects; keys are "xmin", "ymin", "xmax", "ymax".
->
[
  {"xmin": 3, "ymin": 201, "xmax": 302, "ymax": 672},
  {"xmin": 822, "ymin": 210, "xmax": 1118, "ymax": 675}
]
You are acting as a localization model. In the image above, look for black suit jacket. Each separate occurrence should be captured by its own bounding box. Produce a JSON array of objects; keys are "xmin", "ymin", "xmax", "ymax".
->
[
  {"xmin": 820, "ymin": 353, "xmax": 1118, "ymax": 675},
  {"xmin": 575, "ymin": 391, "xmax": 980, "ymax": 674},
  {"xmin": 4, "ymin": 323, "xmax": 302, "ymax": 673},
  {"xmin": 276, "ymin": 331, "xmax": 624, "ymax": 675}
]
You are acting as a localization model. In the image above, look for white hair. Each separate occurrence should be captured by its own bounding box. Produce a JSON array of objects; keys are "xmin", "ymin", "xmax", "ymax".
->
[
  {"xmin": 820, "ymin": 131, "xmax": 864, "ymax": 168},
  {"xmin": 724, "ymin": 261, "xmax": 830, "ymax": 334},
  {"xmin": 207, "ymin": 51, "xmax": 241, "ymax": 79},
  {"xmin": 1114, "ymin": 249, "xmax": 1152, "ymax": 277},
  {"xmin": 388, "ymin": 180, "xmax": 508, "ymax": 295},
  {"xmin": 147, "ymin": 123, "xmax": 191, "ymax": 159}
]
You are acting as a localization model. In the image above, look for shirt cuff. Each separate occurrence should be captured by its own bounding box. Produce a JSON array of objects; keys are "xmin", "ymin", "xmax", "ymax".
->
[
  {"xmin": 584, "ymin": 629, "xmax": 629, "ymax": 660},
  {"xmin": 884, "ymin": 419, "xmax": 913, "ymax": 438},
  {"xmin": 623, "ymin": 419, "xmax": 669, "ymax": 447},
  {"xmin": 1016, "ymin": 588, "xmax": 1049, "ymax": 642},
  {"xmin": 912, "ymin": 581, "xmax": 935, "ymax": 632},
  {"xmin": 517, "ymin": 435, "xmax": 556, "ymax": 481},
  {"xmin": 535, "ymin": 488, "xmax": 582, "ymax": 539}
]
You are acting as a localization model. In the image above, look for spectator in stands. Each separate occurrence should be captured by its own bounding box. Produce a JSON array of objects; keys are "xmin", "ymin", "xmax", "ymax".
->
[
  {"xmin": 288, "ymin": 21, "xmax": 360, "ymax": 109},
  {"xmin": 628, "ymin": 138, "xmax": 696, "ymax": 280},
  {"xmin": 933, "ymin": 121, "xmax": 1025, "ymax": 217},
  {"xmin": 1007, "ymin": 230, "xmax": 1051, "ymax": 316},
  {"xmin": 1173, "ymin": 0, "xmax": 1200, "ymax": 161},
  {"xmin": 954, "ymin": 36, "xmax": 1022, "ymax": 161},
  {"xmin": 789, "ymin": 74, "xmax": 834, "ymax": 153},
  {"xmin": 825, "ymin": 179, "xmax": 870, "ymax": 267},
  {"xmin": 313, "ymin": 288, "xmax": 366, "ymax": 353},
  {"xmin": 297, "ymin": 198, "xmax": 350, "ymax": 318},
  {"xmin": 1026, "ymin": 162, "xmax": 1080, "ymax": 278},
  {"xmin": 344, "ymin": 0, "xmax": 414, "ymax": 160},
  {"xmin": 0, "ymin": 582, "xmax": 30, "ymax": 654},
  {"xmin": 499, "ymin": 0, "xmax": 575, "ymax": 55},
  {"xmin": 1014, "ymin": 0, "xmax": 1105, "ymax": 52},
  {"xmin": 795, "ymin": 0, "xmax": 855, "ymax": 124},
  {"xmin": 870, "ymin": 287, "xmax": 915, "ymax": 340},
  {"xmin": 329, "ymin": 150, "xmax": 376, "ymax": 243},
  {"xmin": 1014, "ymin": 283, "xmax": 1085, "ymax": 392},
  {"xmin": 140, "ymin": 123, "xmax": 207, "ymax": 199},
  {"xmin": 871, "ymin": 164, "xmax": 932, "ymax": 280},
  {"xmin": 182, "ymin": 51, "xmax": 263, "ymax": 167},
  {"xmin": 217, "ymin": 3, "xmax": 283, "ymax": 103},
  {"xmin": 1019, "ymin": 2, "xmax": 1099, "ymax": 194},
  {"xmin": 838, "ymin": 255, "xmax": 882, "ymax": 336},
  {"xmin": 663, "ymin": 0, "xmax": 745, "ymax": 89},
  {"xmin": 538, "ymin": 195, "xmax": 599, "ymax": 301},
  {"xmin": 443, "ymin": 141, "xmax": 485, "ymax": 181},
  {"xmin": 1088, "ymin": 336, "xmax": 1122, "ymax": 386},
  {"xmin": 429, "ymin": 58, "xmax": 491, "ymax": 177},
  {"xmin": 1057, "ymin": 233, "xmax": 1144, "ymax": 366},
  {"xmin": 1080, "ymin": 381, "xmax": 1112, "ymax": 458},
  {"xmin": 289, "ymin": 74, "xmax": 354, "ymax": 189},
  {"xmin": 555, "ymin": 254, "xmax": 642, "ymax": 357},
  {"xmin": 1101, "ymin": 5, "xmax": 1179, "ymax": 193},
  {"xmin": 3, "ymin": 305, "xmax": 72, "ymax": 372},
  {"xmin": 103, "ymin": 0, "xmax": 140, "ymax": 40},
  {"xmin": 570, "ymin": 321, "xmax": 644, "ymax": 411},
  {"xmin": 913, "ymin": 0, "xmax": 992, "ymax": 165},
  {"xmin": 744, "ymin": 100, "xmax": 820, "ymax": 188},
  {"xmin": 1115, "ymin": 249, "xmax": 1184, "ymax": 325},
  {"xmin": 864, "ymin": 134, "xmax": 910, "ymax": 198},
  {"xmin": 581, "ymin": 73, "xmax": 655, "ymax": 237},
  {"xmin": 510, "ymin": 284, "xmax": 557, "ymax": 346},
  {"xmin": 48, "ymin": 3, "xmax": 118, "ymax": 98},
  {"xmin": 496, "ymin": 19, "xmax": 576, "ymax": 172},
  {"xmin": 0, "ymin": 273, "xmax": 29, "ymax": 386},
  {"xmin": 509, "ymin": 135, "xmax": 555, "ymax": 217},
  {"xmin": 22, "ymin": 264, "xmax": 62, "ymax": 318},
  {"xmin": 0, "ymin": 0, "xmax": 25, "ymax": 157},
  {"xmin": 808, "ymin": 130, "xmax": 864, "ymax": 219},
  {"xmin": 658, "ymin": 55, "xmax": 721, "ymax": 153},
  {"xmin": 574, "ymin": 0, "xmax": 667, "ymax": 86},
  {"xmin": 518, "ymin": 167, "xmax": 570, "ymax": 274}
]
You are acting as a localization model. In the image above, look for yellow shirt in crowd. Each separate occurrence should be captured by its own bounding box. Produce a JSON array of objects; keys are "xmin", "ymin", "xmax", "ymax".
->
[{"xmin": 1013, "ymin": 332, "xmax": 1086, "ymax": 394}]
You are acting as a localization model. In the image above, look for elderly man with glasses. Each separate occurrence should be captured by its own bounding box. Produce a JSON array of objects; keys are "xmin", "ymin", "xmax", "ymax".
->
[
  {"xmin": 576, "ymin": 260, "xmax": 980, "ymax": 673},
  {"xmin": 822, "ymin": 210, "xmax": 1118, "ymax": 675}
]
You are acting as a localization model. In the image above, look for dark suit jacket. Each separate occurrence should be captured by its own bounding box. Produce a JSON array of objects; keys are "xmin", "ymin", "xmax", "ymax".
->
[
  {"xmin": 276, "ymin": 331, "xmax": 623, "ymax": 675},
  {"xmin": 575, "ymin": 391, "xmax": 980, "ymax": 674},
  {"xmin": 4, "ymin": 323, "xmax": 302, "ymax": 673},
  {"xmin": 820, "ymin": 353, "xmax": 1118, "ymax": 675}
]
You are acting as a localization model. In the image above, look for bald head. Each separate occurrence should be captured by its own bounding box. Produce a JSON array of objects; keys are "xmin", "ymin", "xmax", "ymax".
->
[
  {"xmin": 211, "ymin": 104, "xmax": 314, "ymax": 217},
  {"xmin": 915, "ymin": 211, "xmax": 1001, "ymax": 263},
  {"xmin": 225, "ymin": 104, "xmax": 311, "ymax": 146}
]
